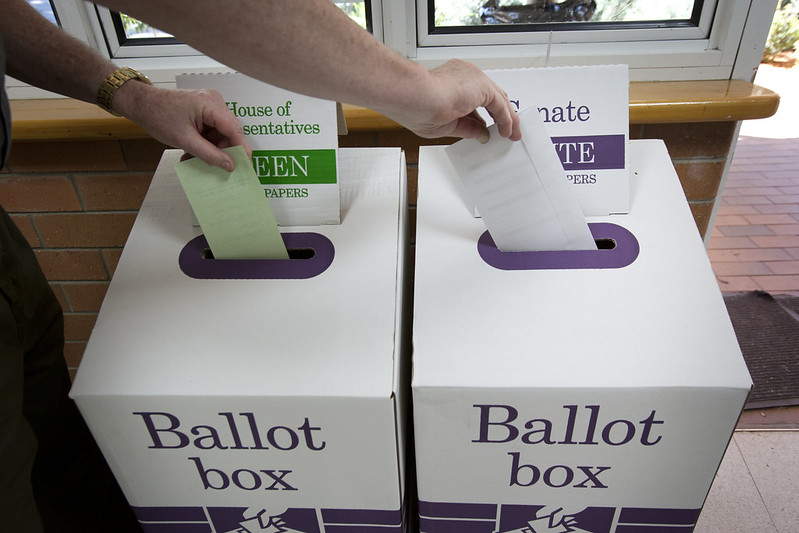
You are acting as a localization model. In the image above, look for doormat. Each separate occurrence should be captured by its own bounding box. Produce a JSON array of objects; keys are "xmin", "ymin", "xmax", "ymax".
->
[{"xmin": 723, "ymin": 291, "xmax": 799, "ymax": 409}]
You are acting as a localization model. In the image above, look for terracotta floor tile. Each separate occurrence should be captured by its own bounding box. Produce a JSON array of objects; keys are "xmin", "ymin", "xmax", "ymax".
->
[
  {"xmin": 712, "ymin": 261, "xmax": 773, "ymax": 276},
  {"xmin": 718, "ymin": 225, "xmax": 774, "ymax": 237},
  {"xmin": 716, "ymin": 276, "xmax": 760, "ymax": 293},
  {"xmin": 764, "ymin": 261, "xmax": 799, "ymax": 275},
  {"xmin": 753, "ymin": 275, "xmax": 799, "ymax": 292}
]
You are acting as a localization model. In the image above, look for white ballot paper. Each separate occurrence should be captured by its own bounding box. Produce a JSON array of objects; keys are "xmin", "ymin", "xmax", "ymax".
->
[{"xmin": 446, "ymin": 107, "xmax": 596, "ymax": 252}]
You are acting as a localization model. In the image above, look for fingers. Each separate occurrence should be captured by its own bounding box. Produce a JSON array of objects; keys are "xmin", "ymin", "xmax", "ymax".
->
[
  {"xmin": 181, "ymin": 90, "xmax": 252, "ymax": 172},
  {"xmin": 484, "ymin": 88, "xmax": 521, "ymax": 141}
]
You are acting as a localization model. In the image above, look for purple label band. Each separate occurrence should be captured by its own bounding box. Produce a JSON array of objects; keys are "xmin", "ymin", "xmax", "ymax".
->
[
  {"xmin": 178, "ymin": 232, "xmax": 335, "ymax": 280},
  {"xmin": 133, "ymin": 505, "xmax": 405, "ymax": 533},
  {"xmin": 478, "ymin": 222, "xmax": 639, "ymax": 271},
  {"xmin": 418, "ymin": 501, "xmax": 701, "ymax": 533},
  {"xmin": 551, "ymin": 134, "xmax": 626, "ymax": 171}
]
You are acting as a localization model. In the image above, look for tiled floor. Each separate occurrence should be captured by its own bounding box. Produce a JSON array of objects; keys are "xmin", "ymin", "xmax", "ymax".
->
[
  {"xmin": 696, "ymin": 63, "xmax": 799, "ymax": 532},
  {"xmin": 708, "ymin": 63, "xmax": 799, "ymax": 297},
  {"xmin": 708, "ymin": 136, "xmax": 799, "ymax": 297}
]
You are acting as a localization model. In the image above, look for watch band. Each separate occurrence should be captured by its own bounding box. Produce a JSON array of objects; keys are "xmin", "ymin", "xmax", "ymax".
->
[{"xmin": 96, "ymin": 67, "xmax": 153, "ymax": 116}]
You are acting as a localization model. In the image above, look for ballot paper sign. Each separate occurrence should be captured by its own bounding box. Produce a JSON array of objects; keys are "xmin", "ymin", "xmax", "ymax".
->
[
  {"xmin": 177, "ymin": 73, "xmax": 340, "ymax": 226},
  {"xmin": 485, "ymin": 65, "xmax": 630, "ymax": 216},
  {"xmin": 446, "ymin": 107, "xmax": 596, "ymax": 252}
]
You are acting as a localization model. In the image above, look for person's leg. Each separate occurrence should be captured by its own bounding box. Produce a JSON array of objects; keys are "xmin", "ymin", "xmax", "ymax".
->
[
  {"xmin": 0, "ymin": 207, "xmax": 140, "ymax": 532},
  {"xmin": 0, "ymin": 207, "xmax": 45, "ymax": 532}
]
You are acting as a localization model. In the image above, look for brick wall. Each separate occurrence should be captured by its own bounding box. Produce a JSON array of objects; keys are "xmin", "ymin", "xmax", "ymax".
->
[{"xmin": 1, "ymin": 122, "xmax": 739, "ymax": 376}]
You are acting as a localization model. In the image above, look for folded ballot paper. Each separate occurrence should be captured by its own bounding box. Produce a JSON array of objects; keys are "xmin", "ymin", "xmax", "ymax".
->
[
  {"xmin": 446, "ymin": 106, "xmax": 596, "ymax": 252},
  {"xmin": 175, "ymin": 146, "xmax": 289, "ymax": 260}
]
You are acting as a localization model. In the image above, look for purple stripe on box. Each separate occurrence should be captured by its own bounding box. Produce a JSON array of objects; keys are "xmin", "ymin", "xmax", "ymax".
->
[
  {"xmin": 133, "ymin": 506, "xmax": 207, "ymax": 522},
  {"xmin": 478, "ymin": 222, "xmax": 639, "ymax": 270},
  {"xmin": 418, "ymin": 501, "xmax": 497, "ymax": 520},
  {"xmin": 139, "ymin": 525, "xmax": 211, "ymax": 533},
  {"xmin": 419, "ymin": 517, "xmax": 497, "ymax": 533},
  {"xmin": 616, "ymin": 527, "xmax": 696, "ymax": 533},
  {"xmin": 551, "ymin": 134, "xmax": 626, "ymax": 171},
  {"xmin": 619, "ymin": 507, "xmax": 701, "ymax": 525},
  {"xmin": 322, "ymin": 508, "xmax": 403, "ymax": 525},
  {"xmin": 326, "ymin": 526, "xmax": 404, "ymax": 533},
  {"xmin": 178, "ymin": 232, "xmax": 334, "ymax": 279}
]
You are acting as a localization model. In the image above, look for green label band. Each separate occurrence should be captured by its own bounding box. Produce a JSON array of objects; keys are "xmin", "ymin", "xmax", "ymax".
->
[{"xmin": 252, "ymin": 150, "xmax": 337, "ymax": 185}]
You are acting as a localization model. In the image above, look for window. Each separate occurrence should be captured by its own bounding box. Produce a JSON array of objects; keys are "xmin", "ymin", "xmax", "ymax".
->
[
  {"xmin": 4, "ymin": 0, "xmax": 779, "ymax": 99},
  {"xmin": 26, "ymin": 0, "xmax": 58, "ymax": 26},
  {"xmin": 432, "ymin": 0, "xmax": 701, "ymax": 31},
  {"xmin": 407, "ymin": 0, "xmax": 771, "ymax": 82},
  {"xmin": 92, "ymin": 1, "xmax": 373, "ymax": 60}
]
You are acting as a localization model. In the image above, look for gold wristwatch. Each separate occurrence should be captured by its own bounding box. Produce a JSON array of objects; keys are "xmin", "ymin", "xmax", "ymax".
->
[{"xmin": 96, "ymin": 67, "xmax": 152, "ymax": 116}]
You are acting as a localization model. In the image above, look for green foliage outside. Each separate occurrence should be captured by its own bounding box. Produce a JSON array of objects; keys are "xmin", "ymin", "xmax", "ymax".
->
[{"xmin": 763, "ymin": 1, "xmax": 799, "ymax": 59}]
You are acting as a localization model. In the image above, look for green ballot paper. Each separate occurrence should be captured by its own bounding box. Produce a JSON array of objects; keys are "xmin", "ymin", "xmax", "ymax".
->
[{"xmin": 175, "ymin": 146, "xmax": 289, "ymax": 260}]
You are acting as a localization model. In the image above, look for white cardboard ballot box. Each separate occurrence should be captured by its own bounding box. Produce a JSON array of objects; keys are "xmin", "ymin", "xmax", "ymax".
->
[
  {"xmin": 411, "ymin": 140, "xmax": 751, "ymax": 533},
  {"xmin": 70, "ymin": 148, "xmax": 410, "ymax": 533}
]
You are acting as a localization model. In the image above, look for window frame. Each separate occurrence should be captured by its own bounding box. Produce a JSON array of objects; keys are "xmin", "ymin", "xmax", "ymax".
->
[
  {"xmin": 407, "ymin": 0, "xmax": 757, "ymax": 81},
  {"xmin": 4, "ymin": 0, "xmax": 779, "ymax": 99}
]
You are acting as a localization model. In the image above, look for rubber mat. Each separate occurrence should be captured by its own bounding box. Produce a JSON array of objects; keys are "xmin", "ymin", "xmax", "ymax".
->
[{"xmin": 723, "ymin": 291, "xmax": 799, "ymax": 409}]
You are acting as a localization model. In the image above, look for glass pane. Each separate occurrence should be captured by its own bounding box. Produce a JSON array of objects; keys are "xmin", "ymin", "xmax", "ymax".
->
[
  {"xmin": 434, "ymin": 0, "xmax": 699, "ymax": 28},
  {"xmin": 117, "ymin": 1, "xmax": 370, "ymax": 43},
  {"xmin": 26, "ymin": 0, "xmax": 58, "ymax": 26},
  {"xmin": 119, "ymin": 14, "xmax": 172, "ymax": 40},
  {"xmin": 335, "ymin": 1, "xmax": 371, "ymax": 31}
]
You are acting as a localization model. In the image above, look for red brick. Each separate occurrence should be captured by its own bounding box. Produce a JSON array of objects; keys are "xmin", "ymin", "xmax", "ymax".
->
[
  {"xmin": 376, "ymin": 130, "xmax": 456, "ymax": 164},
  {"xmin": 706, "ymin": 236, "xmax": 757, "ymax": 249},
  {"xmin": 34, "ymin": 250, "xmax": 108, "ymax": 281},
  {"xmin": 61, "ymin": 282, "xmax": 110, "ymax": 312},
  {"xmin": 714, "ymin": 215, "xmax": 750, "ymax": 227},
  {"xmin": 717, "ymin": 224, "xmax": 774, "ymax": 237},
  {"xmin": 338, "ymin": 132, "xmax": 378, "ymax": 148},
  {"xmin": 120, "ymin": 139, "xmax": 170, "ymax": 171},
  {"xmin": 8, "ymin": 214, "xmax": 40, "ymax": 246},
  {"xmin": 102, "ymin": 249, "xmax": 124, "ymax": 277},
  {"xmin": 750, "ymin": 235, "xmax": 799, "ymax": 248},
  {"xmin": 64, "ymin": 341, "xmax": 86, "ymax": 368},
  {"xmin": 753, "ymin": 275, "xmax": 799, "ymax": 293},
  {"xmin": 49, "ymin": 283, "xmax": 68, "ymax": 310},
  {"xmin": 716, "ymin": 275, "xmax": 760, "ymax": 293},
  {"xmin": 673, "ymin": 160, "xmax": 726, "ymax": 201},
  {"xmin": 0, "ymin": 175, "xmax": 81, "ymax": 212},
  {"xmin": 407, "ymin": 165, "xmax": 418, "ymax": 206},
  {"xmin": 74, "ymin": 173, "xmax": 153, "ymax": 211},
  {"xmin": 642, "ymin": 122, "xmax": 736, "ymax": 159},
  {"xmin": 765, "ymin": 261, "xmax": 799, "ymax": 275},
  {"xmin": 688, "ymin": 201, "xmax": 714, "ymax": 238},
  {"xmin": 64, "ymin": 313, "xmax": 97, "ymax": 342},
  {"xmin": 34, "ymin": 212, "xmax": 137, "ymax": 247},
  {"xmin": 744, "ymin": 214, "xmax": 797, "ymax": 225},
  {"xmin": 712, "ymin": 261, "xmax": 772, "ymax": 276},
  {"xmin": 8, "ymin": 140, "xmax": 127, "ymax": 172}
]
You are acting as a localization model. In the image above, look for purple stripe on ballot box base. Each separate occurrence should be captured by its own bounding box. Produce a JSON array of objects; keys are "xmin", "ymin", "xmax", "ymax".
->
[
  {"xmin": 418, "ymin": 501, "xmax": 498, "ymax": 520},
  {"xmin": 418, "ymin": 501, "xmax": 702, "ymax": 533},
  {"xmin": 478, "ymin": 222, "xmax": 640, "ymax": 271},
  {"xmin": 179, "ymin": 232, "xmax": 334, "ymax": 280},
  {"xmin": 322, "ymin": 508, "xmax": 404, "ymax": 525},
  {"xmin": 132, "ymin": 505, "xmax": 404, "ymax": 533}
]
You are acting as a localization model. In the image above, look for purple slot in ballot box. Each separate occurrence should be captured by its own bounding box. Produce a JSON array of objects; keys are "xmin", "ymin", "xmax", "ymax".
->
[
  {"xmin": 477, "ymin": 222, "xmax": 639, "ymax": 271},
  {"xmin": 178, "ymin": 232, "xmax": 335, "ymax": 280}
]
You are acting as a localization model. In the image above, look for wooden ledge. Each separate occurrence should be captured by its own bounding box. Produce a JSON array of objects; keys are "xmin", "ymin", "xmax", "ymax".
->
[{"xmin": 10, "ymin": 80, "xmax": 779, "ymax": 141}]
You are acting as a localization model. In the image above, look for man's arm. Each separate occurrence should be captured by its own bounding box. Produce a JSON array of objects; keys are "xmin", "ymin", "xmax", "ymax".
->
[
  {"xmin": 96, "ymin": 0, "xmax": 521, "ymax": 141},
  {"xmin": 1, "ymin": 0, "xmax": 249, "ymax": 170}
]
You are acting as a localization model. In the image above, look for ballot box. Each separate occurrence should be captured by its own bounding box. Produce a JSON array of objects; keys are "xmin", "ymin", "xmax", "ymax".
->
[
  {"xmin": 411, "ymin": 140, "xmax": 751, "ymax": 533},
  {"xmin": 70, "ymin": 148, "xmax": 410, "ymax": 533}
]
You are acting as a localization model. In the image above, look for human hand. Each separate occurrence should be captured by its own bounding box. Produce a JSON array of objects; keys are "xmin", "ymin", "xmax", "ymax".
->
[
  {"xmin": 390, "ymin": 59, "xmax": 521, "ymax": 142},
  {"xmin": 113, "ymin": 84, "xmax": 250, "ymax": 171}
]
